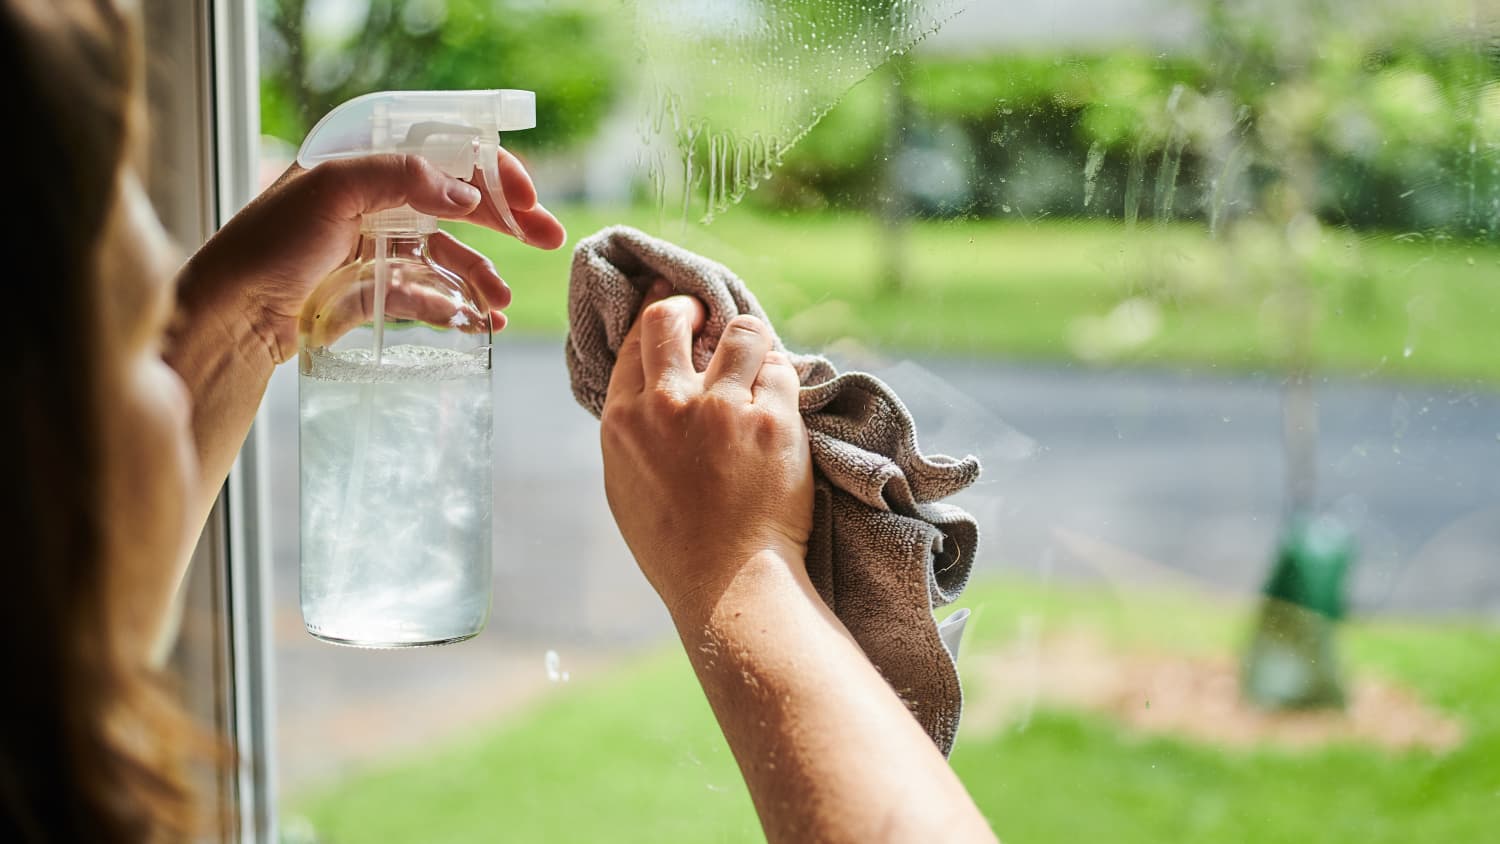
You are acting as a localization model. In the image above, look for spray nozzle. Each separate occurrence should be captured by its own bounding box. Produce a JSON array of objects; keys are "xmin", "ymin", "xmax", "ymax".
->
[{"xmin": 297, "ymin": 89, "xmax": 536, "ymax": 238}]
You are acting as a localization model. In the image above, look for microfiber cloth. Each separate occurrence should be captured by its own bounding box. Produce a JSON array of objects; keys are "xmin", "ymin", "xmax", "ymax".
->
[{"xmin": 565, "ymin": 226, "xmax": 982, "ymax": 755}]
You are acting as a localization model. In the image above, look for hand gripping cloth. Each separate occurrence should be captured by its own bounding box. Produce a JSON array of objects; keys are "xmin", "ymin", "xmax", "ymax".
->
[{"xmin": 566, "ymin": 226, "xmax": 981, "ymax": 754}]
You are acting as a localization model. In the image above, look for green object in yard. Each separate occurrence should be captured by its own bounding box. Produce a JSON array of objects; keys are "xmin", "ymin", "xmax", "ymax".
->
[{"xmin": 1243, "ymin": 515, "xmax": 1357, "ymax": 710}]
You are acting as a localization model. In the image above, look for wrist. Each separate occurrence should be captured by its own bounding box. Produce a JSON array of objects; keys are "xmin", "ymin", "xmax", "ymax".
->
[
  {"xmin": 666, "ymin": 546, "xmax": 815, "ymax": 635},
  {"xmin": 167, "ymin": 255, "xmax": 279, "ymax": 389}
]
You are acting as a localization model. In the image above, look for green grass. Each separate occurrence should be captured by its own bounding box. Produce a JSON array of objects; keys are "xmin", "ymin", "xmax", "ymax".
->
[
  {"xmin": 949, "ymin": 580, "xmax": 1500, "ymax": 844},
  {"xmin": 289, "ymin": 649, "xmax": 762, "ymax": 844},
  {"xmin": 459, "ymin": 209, "xmax": 1500, "ymax": 384},
  {"xmin": 292, "ymin": 578, "xmax": 1500, "ymax": 843}
]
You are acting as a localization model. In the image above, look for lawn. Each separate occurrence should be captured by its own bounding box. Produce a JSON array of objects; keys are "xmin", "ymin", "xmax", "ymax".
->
[
  {"xmin": 290, "ymin": 577, "xmax": 1499, "ymax": 843},
  {"xmin": 458, "ymin": 208, "xmax": 1500, "ymax": 385}
]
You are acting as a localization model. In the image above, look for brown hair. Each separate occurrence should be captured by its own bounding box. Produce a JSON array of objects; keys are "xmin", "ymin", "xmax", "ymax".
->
[{"xmin": 0, "ymin": 1, "xmax": 199, "ymax": 840}]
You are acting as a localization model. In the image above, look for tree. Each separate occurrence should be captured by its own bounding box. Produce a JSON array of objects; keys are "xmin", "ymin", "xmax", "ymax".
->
[{"xmin": 259, "ymin": 0, "xmax": 624, "ymax": 153}]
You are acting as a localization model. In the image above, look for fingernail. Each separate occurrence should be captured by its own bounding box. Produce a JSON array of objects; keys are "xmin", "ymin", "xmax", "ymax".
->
[{"xmin": 448, "ymin": 181, "xmax": 482, "ymax": 207}]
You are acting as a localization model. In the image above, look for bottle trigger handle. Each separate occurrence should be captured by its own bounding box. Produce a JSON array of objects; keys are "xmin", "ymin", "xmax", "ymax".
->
[{"xmin": 479, "ymin": 140, "xmax": 526, "ymax": 245}]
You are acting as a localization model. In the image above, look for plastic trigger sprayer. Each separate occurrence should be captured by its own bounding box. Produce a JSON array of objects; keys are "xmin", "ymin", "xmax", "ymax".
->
[{"xmin": 293, "ymin": 89, "xmax": 537, "ymax": 648}]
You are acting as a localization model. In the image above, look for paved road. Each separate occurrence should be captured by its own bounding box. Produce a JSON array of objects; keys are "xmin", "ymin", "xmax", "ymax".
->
[
  {"xmin": 263, "ymin": 338, "xmax": 1500, "ymax": 789},
  {"xmin": 266, "ymin": 336, "xmax": 1500, "ymax": 624}
]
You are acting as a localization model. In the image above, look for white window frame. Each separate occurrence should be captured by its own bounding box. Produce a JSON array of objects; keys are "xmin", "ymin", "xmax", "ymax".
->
[{"xmin": 147, "ymin": 2, "xmax": 276, "ymax": 841}]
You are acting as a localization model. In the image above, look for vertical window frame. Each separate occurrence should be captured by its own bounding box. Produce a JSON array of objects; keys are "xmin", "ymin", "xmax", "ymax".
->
[{"xmin": 146, "ymin": 1, "xmax": 276, "ymax": 841}]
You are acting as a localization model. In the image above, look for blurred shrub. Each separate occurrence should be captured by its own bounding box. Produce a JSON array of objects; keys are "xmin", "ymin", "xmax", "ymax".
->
[
  {"xmin": 769, "ymin": 22, "xmax": 1497, "ymax": 235},
  {"xmin": 259, "ymin": 0, "xmax": 625, "ymax": 154},
  {"xmin": 258, "ymin": 0, "xmax": 1498, "ymax": 235}
]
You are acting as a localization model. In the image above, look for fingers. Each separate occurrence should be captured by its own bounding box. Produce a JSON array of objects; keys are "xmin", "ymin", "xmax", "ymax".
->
[
  {"xmin": 752, "ymin": 350, "xmax": 802, "ymax": 410},
  {"xmin": 290, "ymin": 149, "xmax": 565, "ymax": 250},
  {"xmin": 639, "ymin": 292, "xmax": 707, "ymax": 393},
  {"xmin": 267, "ymin": 162, "xmax": 306, "ymax": 193},
  {"xmin": 308, "ymin": 154, "xmax": 483, "ymax": 222},
  {"xmin": 607, "ymin": 280, "xmax": 673, "ymax": 398},
  {"xmin": 465, "ymin": 148, "xmax": 567, "ymax": 249},
  {"xmin": 510, "ymin": 204, "xmax": 568, "ymax": 250},
  {"xmin": 307, "ymin": 275, "xmax": 491, "ymax": 346},
  {"xmin": 466, "ymin": 199, "xmax": 565, "ymax": 249},
  {"xmin": 381, "ymin": 282, "xmax": 489, "ymax": 332},
  {"xmin": 429, "ymin": 231, "xmax": 511, "ymax": 317},
  {"xmin": 704, "ymin": 315, "xmax": 773, "ymax": 398},
  {"xmin": 492, "ymin": 146, "xmax": 538, "ymax": 209}
]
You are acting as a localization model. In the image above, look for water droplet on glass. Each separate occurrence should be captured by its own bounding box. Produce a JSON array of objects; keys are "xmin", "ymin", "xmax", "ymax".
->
[
  {"xmin": 635, "ymin": 0, "xmax": 963, "ymax": 223},
  {"xmin": 544, "ymin": 649, "xmax": 570, "ymax": 683}
]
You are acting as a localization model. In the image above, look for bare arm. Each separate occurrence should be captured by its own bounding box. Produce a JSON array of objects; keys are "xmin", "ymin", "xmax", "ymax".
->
[
  {"xmin": 600, "ymin": 285, "xmax": 995, "ymax": 843},
  {"xmin": 673, "ymin": 551, "xmax": 995, "ymax": 843},
  {"xmin": 163, "ymin": 255, "xmax": 275, "ymax": 535}
]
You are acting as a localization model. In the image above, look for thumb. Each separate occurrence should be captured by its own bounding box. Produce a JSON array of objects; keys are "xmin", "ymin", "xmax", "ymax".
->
[{"xmin": 307, "ymin": 153, "xmax": 483, "ymax": 222}]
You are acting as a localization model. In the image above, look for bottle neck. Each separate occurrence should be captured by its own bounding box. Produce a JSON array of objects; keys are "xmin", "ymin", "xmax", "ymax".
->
[
  {"xmin": 357, "ymin": 232, "xmax": 430, "ymax": 261},
  {"xmin": 361, "ymin": 204, "xmax": 438, "ymax": 237}
]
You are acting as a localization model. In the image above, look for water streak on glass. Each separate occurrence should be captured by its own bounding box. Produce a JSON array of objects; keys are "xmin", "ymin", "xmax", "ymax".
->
[{"xmin": 634, "ymin": 0, "xmax": 965, "ymax": 222}]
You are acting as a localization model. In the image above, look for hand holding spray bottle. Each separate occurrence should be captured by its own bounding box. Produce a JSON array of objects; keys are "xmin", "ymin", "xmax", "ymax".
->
[{"xmin": 295, "ymin": 89, "xmax": 535, "ymax": 647}]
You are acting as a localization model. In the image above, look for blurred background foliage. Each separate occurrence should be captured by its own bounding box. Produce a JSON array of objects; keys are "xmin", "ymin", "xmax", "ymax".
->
[
  {"xmin": 259, "ymin": 0, "xmax": 625, "ymax": 154},
  {"xmin": 775, "ymin": 29, "xmax": 1495, "ymax": 234},
  {"xmin": 260, "ymin": 0, "xmax": 1499, "ymax": 236}
]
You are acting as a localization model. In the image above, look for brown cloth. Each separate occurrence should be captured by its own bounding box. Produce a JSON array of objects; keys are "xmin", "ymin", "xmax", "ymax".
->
[{"xmin": 565, "ymin": 226, "xmax": 981, "ymax": 754}]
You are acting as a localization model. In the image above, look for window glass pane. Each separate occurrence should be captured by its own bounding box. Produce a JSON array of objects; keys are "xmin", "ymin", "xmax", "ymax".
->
[{"xmin": 259, "ymin": 1, "xmax": 1497, "ymax": 840}]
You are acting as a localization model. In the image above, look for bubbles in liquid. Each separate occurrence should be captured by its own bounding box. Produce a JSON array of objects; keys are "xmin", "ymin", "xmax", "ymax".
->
[
  {"xmin": 635, "ymin": 0, "xmax": 965, "ymax": 223},
  {"xmin": 303, "ymin": 343, "xmax": 489, "ymax": 383},
  {"xmin": 300, "ymin": 345, "xmax": 493, "ymax": 647}
]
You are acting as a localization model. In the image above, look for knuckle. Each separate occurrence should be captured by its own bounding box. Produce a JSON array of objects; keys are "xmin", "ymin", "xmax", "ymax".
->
[
  {"xmin": 615, "ymin": 339, "xmax": 641, "ymax": 362},
  {"xmin": 598, "ymin": 403, "xmax": 626, "ymax": 434},
  {"xmin": 301, "ymin": 160, "xmax": 344, "ymax": 198},
  {"xmin": 750, "ymin": 407, "xmax": 782, "ymax": 439},
  {"xmin": 725, "ymin": 315, "xmax": 764, "ymax": 336},
  {"xmin": 469, "ymin": 253, "xmax": 499, "ymax": 278},
  {"xmin": 399, "ymin": 152, "xmax": 431, "ymax": 184},
  {"xmin": 700, "ymin": 391, "xmax": 738, "ymax": 417},
  {"xmin": 600, "ymin": 401, "xmax": 646, "ymax": 448},
  {"xmin": 640, "ymin": 300, "xmax": 682, "ymax": 329},
  {"xmin": 644, "ymin": 388, "xmax": 685, "ymax": 418},
  {"xmin": 599, "ymin": 420, "xmax": 623, "ymax": 450}
]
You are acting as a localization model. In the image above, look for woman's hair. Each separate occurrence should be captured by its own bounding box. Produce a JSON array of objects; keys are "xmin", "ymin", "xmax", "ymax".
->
[{"xmin": 0, "ymin": 1, "xmax": 199, "ymax": 840}]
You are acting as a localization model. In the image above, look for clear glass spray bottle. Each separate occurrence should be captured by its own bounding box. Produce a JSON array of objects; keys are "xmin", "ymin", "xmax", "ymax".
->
[{"xmin": 294, "ymin": 90, "xmax": 535, "ymax": 647}]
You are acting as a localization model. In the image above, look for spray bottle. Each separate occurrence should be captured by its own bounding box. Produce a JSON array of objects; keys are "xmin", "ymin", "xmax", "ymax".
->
[{"xmin": 294, "ymin": 89, "xmax": 535, "ymax": 647}]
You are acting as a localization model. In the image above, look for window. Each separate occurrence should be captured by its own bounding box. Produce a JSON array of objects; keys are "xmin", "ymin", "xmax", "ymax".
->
[
  {"xmin": 241, "ymin": 1, "xmax": 1499, "ymax": 841},
  {"xmin": 143, "ymin": 1, "xmax": 271, "ymax": 841}
]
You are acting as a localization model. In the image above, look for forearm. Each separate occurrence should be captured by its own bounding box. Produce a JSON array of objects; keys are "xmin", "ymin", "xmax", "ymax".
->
[
  {"xmin": 164, "ymin": 255, "xmax": 278, "ymax": 536},
  {"xmin": 670, "ymin": 551, "xmax": 996, "ymax": 844}
]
